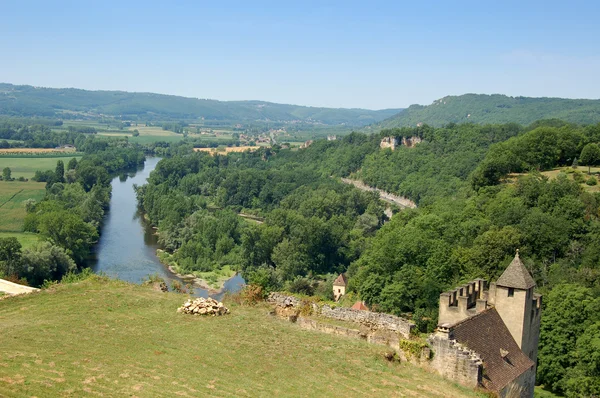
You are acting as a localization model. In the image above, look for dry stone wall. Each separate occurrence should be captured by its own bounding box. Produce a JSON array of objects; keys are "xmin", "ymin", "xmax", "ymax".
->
[{"xmin": 267, "ymin": 293, "xmax": 415, "ymax": 338}]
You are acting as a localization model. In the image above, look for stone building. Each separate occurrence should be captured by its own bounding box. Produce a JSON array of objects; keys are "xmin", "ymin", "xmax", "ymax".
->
[
  {"xmin": 429, "ymin": 251, "xmax": 542, "ymax": 397},
  {"xmin": 333, "ymin": 273, "xmax": 347, "ymax": 301}
]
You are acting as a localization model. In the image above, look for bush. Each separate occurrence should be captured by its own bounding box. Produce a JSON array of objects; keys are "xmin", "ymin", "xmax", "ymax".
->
[
  {"xmin": 586, "ymin": 176, "xmax": 597, "ymax": 186},
  {"xmin": 573, "ymin": 172, "xmax": 585, "ymax": 184},
  {"xmin": 239, "ymin": 284, "xmax": 265, "ymax": 305}
]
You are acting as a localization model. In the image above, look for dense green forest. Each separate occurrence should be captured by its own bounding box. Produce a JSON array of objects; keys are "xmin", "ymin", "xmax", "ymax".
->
[
  {"xmin": 369, "ymin": 94, "xmax": 600, "ymax": 129},
  {"xmin": 136, "ymin": 121, "xmax": 600, "ymax": 396},
  {"xmin": 0, "ymin": 140, "xmax": 145, "ymax": 284},
  {"xmin": 0, "ymin": 83, "xmax": 400, "ymax": 126}
]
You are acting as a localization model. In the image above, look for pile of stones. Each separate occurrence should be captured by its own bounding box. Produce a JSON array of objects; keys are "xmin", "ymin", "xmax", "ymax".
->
[{"xmin": 177, "ymin": 297, "xmax": 230, "ymax": 316}]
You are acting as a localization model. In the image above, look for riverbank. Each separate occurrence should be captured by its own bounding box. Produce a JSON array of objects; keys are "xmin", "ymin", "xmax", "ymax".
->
[{"xmin": 156, "ymin": 249, "xmax": 238, "ymax": 293}]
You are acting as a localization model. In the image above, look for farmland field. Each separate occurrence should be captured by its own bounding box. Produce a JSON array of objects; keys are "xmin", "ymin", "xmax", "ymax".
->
[
  {"xmin": 0, "ymin": 147, "xmax": 77, "ymax": 154},
  {"xmin": 0, "ymin": 181, "xmax": 46, "ymax": 232},
  {"xmin": 0, "ymin": 156, "xmax": 81, "ymax": 178},
  {"xmin": 193, "ymin": 146, "xmax": 260, "ymax": 155}
]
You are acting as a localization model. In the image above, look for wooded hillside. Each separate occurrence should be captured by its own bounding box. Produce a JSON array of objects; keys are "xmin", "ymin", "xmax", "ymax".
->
[{"xmin": 370, "ymin": 94, "xmax": 600, "ymax": 128}]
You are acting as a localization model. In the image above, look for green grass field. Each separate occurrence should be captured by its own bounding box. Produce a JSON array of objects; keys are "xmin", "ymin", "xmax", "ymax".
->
[
  {"xmin": 0, "ymin": 156, "xmax": 81, "ymax": 178},
  {"xmin": 0, "ymin": 232, "xmax": 41, "ymax": 249},
  {"xmin": 0, "ymin": 181, "xmax": 46, "ymax": 232},
  {"xmin": 0, "ymin": 277, "xmax": 482, "ymax": 397}
]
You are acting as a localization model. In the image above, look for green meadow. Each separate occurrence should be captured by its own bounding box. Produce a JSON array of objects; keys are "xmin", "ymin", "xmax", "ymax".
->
[{"xmin": 0, "ymin": 276, "xmax": 483, "ymax": 398}]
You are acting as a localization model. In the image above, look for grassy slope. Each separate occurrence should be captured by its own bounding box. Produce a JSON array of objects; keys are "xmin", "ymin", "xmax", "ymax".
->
[
  {"xmin": 0, "ymin": 277, "xmax": 483, "ymax": 397},
  {"xmin": 371, "ymin": 94, "xmax": 600, "ymax": 128}
]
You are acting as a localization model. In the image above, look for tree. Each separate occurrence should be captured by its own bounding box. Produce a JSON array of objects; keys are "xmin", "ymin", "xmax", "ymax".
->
[
  {"xmin": 537, "ymin": 284, "xmax": 598, "ymax": 394},
  {"xmin": 580, "ymin": 143, "xmax": 600, "ymax": 174},
  {"xmin": 18, "ymin": 242, "xmax": 76, "ymax": 286},
  {"xmin": 67, "ymin": 157, "xmax": 78, "ymax": 170},
  {"xmin": 0, "ymin": 237, "xmax": 22, "ymax": 276},
  {"xmin": 36, "ymin": 211, "xmax": 98, "ymax": 264},
  {"xmin": 2, "ymin": 167, "xmax": 11, "ymax": 181},
  {"xmin": 55, "ymin": 160, "xmax": 65, "ymax": 183}
]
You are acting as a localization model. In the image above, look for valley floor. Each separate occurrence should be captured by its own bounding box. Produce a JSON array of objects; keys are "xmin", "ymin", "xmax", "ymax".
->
[{"xmin": 0, "ymin": 276, "xmax": 483, "ymax": 397}]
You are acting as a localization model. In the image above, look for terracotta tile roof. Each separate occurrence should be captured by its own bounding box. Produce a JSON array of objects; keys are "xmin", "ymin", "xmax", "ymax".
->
[
  {"xmin": 333, "ymin": 273, "xmax": 347, "ymax": 287},
  {"xmin": 351, "ymin": 301, "xmax": 369, "ymax": 311},
  {"xmin": 496, "ymin": 250, "xmax": 535, "ymax": 290},
  {"xmin": 452, "ymin": 308, "xmax": 534, "ymax": 392}
]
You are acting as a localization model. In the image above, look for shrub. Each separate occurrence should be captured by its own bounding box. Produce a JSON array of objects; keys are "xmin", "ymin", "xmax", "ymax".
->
[
  {"xmin": 586, "ymin": 176, "xmax": 597, "ymax": 186},
  {"xmin": 239, "ymin": 284, "xmax": 265, "ymax": 305},
  {"xmin": 573, "ymin": 172, "xmax": 585, "ymax": 184}
]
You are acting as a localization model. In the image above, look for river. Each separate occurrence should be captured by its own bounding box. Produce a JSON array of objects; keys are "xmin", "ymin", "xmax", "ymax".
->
[{"xmin": 90, "ymin": 157, "xmax": 244, "ymax": 299}]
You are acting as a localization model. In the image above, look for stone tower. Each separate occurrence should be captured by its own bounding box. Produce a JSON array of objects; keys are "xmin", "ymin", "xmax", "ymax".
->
[{"xmin": 489, "ymin": 250, "xmax": 542, "ymax": 363}]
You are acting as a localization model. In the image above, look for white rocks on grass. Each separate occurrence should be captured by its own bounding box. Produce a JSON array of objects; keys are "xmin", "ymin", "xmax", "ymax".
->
[{"xmin": 177, "ymin": 297, "xmax": 230, "ymax": 316}]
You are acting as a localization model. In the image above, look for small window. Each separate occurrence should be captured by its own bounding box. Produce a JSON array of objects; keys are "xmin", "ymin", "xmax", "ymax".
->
[
  {"xmin": 338, "ymin": 289, "xmax": 341, "ymax": 293},
  {"xmin": 508, "ymin": 288, "xmax": 514, "ymax": 297}
]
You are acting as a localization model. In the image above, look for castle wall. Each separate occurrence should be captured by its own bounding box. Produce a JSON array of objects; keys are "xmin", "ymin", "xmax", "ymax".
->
[
  {"xmin": 427, "ymin": 331, "xmax": 482, "ymax": 388},
  {"xmin": 438, "ymin": 279, "xmax": 487, "ymax": 326},
  {"xmin": 267, "ymin": 292, "xmax": 415, "ymax": 338}
]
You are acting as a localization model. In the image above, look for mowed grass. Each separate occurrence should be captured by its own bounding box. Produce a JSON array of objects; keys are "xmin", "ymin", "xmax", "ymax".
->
[
  {"xmin": 0, "ymin": 277, "xmax": 483, "ymax": 398},
  {"xmin": 0, "ymin": 156, "xmax": 81, "ymax": 178},
  {"xmin": 0, "ymin": 181, "xmax": 46, "ymax": 232}
]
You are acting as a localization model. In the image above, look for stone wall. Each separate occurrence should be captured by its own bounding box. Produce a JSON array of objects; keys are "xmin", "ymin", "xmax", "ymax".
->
[
  {"xmin": 427, "ymin": 330, "xmax": 482, "ymax": 388},
  {"xmin": 320, "ymin": 305, "xmax": 414, "ymax": 338},
  {"xmin": 267, "ymin": 293, "xmax": 415, "ymax": 338},
  {"xmin": 294, "ymin": 317, "xmax": 430, "ymax": 365}
]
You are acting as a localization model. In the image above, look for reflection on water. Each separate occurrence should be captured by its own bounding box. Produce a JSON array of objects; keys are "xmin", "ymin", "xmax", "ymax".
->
[{"xmin": 91, "ymin": 157, "xmax": 244, "ymax": 297}]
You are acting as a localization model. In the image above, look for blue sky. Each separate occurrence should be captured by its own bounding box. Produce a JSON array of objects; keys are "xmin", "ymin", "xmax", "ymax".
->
[{"xmin": 1, "ymin": 0, "xmax": 599, "ymax": 109}]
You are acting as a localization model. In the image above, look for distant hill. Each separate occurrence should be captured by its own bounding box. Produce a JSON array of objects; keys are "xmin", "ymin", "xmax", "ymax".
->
[
  {"xmin": 0, "ymin": 83, "xmax": 401, "ymax": 126},
  {"xmin": 369, "ymin": 94, "xmax": 600, "ymax": 129}
]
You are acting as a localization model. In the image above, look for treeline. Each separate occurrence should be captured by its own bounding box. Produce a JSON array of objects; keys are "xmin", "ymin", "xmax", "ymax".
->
[
  {"xmin": 472, "ymin": 121, "xmax": 600, "ymax": 187},
  {"xmin": 0, "ymin": 147, "xmax": 145, "ymax": 286},
  {"xmin": 136, "ymin": 148, "xmax": 386, "ymax": 298},
  {"xmin": 0, "ymin": 120, "xmax": 95, "ymax": 148}
]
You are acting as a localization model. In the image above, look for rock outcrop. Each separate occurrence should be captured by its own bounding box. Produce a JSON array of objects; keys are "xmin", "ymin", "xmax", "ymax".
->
[{"xmin": 177, "ymin": 297, "xmax": 230, "ymax": 316}]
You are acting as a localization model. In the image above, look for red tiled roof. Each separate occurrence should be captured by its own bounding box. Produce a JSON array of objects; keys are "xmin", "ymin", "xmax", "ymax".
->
[{"xmin": 351, "ymin": 301, "xmax": 369, "ymax": 311}]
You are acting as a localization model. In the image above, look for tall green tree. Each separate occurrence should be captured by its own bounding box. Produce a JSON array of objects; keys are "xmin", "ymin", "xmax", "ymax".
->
[
  {"xmin": 55, "ymin": 160, "xmax": 65, "ymax": 183},
  {"xmin": 580, "ymin": 143, "xmax": 600, "ymax": 174},
  {"xmin": 2, "ymin": 167, "xmax": 11, "ymax": 181},
  {"xmin": 0, "ymin": 237, "xmax": 22, "ymax": 276}
]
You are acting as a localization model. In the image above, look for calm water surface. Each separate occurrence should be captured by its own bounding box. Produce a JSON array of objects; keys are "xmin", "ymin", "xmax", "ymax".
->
[{"xmin": 91, "ymin": 157, "xmax": 244, "ymax": 298}]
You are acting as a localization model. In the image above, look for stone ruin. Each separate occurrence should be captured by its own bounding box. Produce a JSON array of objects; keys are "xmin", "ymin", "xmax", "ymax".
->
[{"xmin": 177, "ymin": 297, "xmax": 230, "ymax": 316}]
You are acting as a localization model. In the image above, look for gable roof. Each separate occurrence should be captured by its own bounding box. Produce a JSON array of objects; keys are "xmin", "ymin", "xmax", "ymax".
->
[
  {"xmin": 496, "ymin": 250, "xmax": 536, "ymax": 290},
  {"xmin": 452, "ymin": 308, "xmax": 534, "ymax": 392},
  {"xmin": 351, "ymin": 301, "xmax": 369, "ymax": 311},
  {"xmin": 333, "ymin": 273, "xmax": 348, "ymax": 287}
]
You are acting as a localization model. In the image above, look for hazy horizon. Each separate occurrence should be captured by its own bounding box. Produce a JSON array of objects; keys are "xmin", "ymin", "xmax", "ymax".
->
[{"xmin": 2, "ymin": 1, "xmax": 599, "ymax": 109}]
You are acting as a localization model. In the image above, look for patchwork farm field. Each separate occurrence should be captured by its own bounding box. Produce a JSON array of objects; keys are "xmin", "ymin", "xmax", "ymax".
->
[
  {"xmin": 193, "ymin": 146, "xmax": 260, "ymax": 155},
  {"xmin": 0, "ymin": 181, "xmax": 46, "ymax": 233},
  {"xmin": 0, "ymin": 156, "xmax": 81, "ymax": 178},
  {"xmin": 0, "ymin": 277, "xmax": 483, "ymax": 397}
]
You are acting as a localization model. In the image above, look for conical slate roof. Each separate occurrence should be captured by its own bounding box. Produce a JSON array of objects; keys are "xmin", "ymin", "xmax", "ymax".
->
[{"xmin": 496, "ymin": 250, "xmax": 535, "ymax": 289}]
